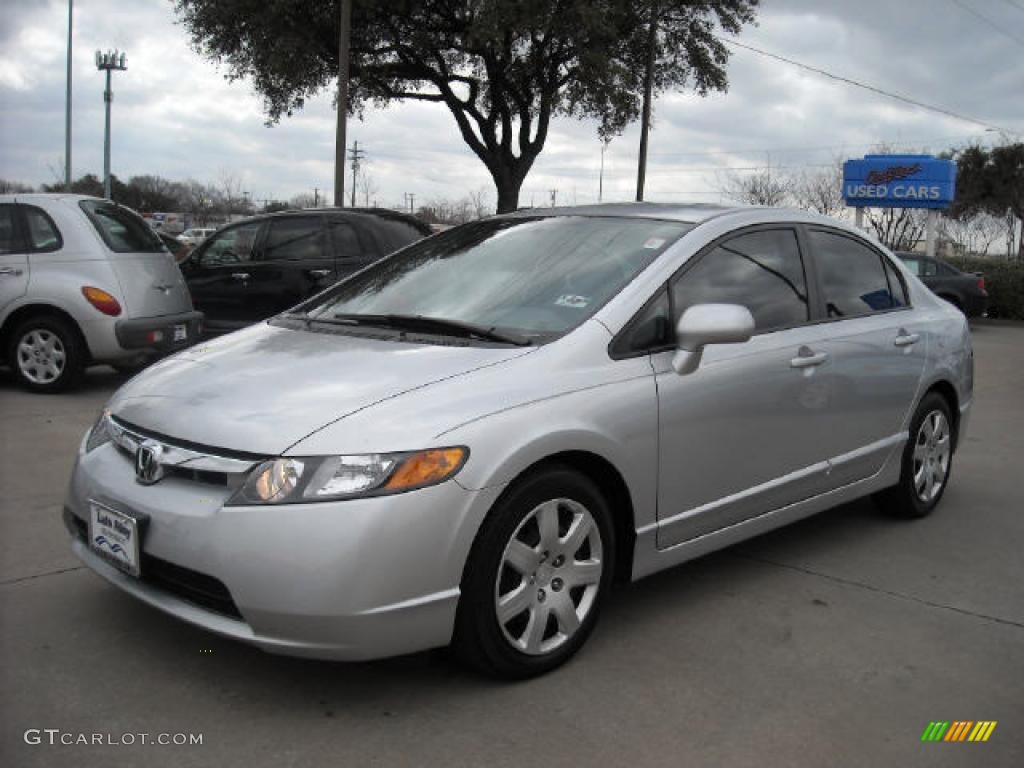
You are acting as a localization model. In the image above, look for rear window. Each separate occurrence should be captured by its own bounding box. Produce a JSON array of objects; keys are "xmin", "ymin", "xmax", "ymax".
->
[{"xmin": 79, "ymin": 200, "xmax": 165, "ymax": 253}]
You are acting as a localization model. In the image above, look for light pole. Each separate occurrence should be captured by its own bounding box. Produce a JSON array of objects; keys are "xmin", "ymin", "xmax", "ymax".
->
[
  {"xmin": 65, "ymin": 0, "xmax": 73, "ymax": 191},
  {"xmin": 95, "ymin": 49, "xmax": 126, "ymax": 199}
]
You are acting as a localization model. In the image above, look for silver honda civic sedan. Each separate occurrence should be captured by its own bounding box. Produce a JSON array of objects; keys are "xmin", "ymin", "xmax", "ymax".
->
[{"xmin": 65, "ymin": 203, "xmax": 972, "ymax": 678}]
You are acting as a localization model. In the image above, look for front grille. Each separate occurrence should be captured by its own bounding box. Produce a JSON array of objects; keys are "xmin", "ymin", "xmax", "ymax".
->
[{"xmin": 69, "ymin": 511, "xmax": 242, "ymax": 620}]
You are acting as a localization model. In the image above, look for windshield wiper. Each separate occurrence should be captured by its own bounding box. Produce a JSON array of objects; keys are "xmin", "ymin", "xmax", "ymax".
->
[{"xmin": 326, "ymin": 313, "xmax": 531, "ymax": 346}]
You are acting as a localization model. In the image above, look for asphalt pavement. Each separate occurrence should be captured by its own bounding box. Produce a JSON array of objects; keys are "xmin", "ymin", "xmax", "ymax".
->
[{"xmin": 1, "ymin": 322, "xmax": 1022, "ymax": 767}]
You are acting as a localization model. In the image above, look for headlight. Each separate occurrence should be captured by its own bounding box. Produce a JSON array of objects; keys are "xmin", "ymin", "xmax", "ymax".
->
[
  {"xmin": 85, "ymin": 409, "xmax": 112, "ymax": 453},
  {"xmin": 228, "ymin": 447, "xmax": 468, "ymax": 506}
]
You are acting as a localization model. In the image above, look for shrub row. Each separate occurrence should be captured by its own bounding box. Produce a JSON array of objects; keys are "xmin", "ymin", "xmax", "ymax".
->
[{"xmin": 944, "ymin": 256, "xmax": 1024, "ymax": 321}]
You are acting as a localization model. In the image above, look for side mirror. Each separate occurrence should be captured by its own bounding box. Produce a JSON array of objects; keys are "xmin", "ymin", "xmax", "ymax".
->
[{"xmin": 671, "ymin": 303, "xmax": 755, "ymax": 375}]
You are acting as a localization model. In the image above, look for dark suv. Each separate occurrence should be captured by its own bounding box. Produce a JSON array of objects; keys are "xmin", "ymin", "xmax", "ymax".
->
[{"xmin": 180, "ymin": 209, "xmax": 431, "ymax": 335}]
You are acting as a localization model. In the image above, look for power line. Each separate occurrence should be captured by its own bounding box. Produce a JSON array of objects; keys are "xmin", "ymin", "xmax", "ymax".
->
[
  {"xmin": 951, "ymin": 0, "xmax": 1024, "ymax": 45},
  {"xmin": 722, "ymin": 38, "xmax": 1016, "ymax": 134}
]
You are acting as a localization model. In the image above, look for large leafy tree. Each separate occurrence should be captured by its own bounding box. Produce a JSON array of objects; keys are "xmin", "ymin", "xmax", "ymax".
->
[
  {"xmin": 951, "ymin": 143, "xmax": 1024, "ymax": 259},
  {"xmin": 175, "ymin": 0, "xmax": 758, "ymax": 212}
]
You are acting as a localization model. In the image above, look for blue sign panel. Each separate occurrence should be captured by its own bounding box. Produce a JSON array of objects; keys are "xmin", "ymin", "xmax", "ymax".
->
[{"xmin": 843, "ymin": 154, "xmax": 956, "ymax": 209}]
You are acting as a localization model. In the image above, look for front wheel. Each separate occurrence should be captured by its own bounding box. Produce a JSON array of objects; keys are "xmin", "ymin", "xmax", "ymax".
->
[
  {"xmin": 453, "ymin": 466, "xmax": 615, "ymax": 678},
  {"xmin": 874, "ymin": 392, "xmax": 954, "ymax": 518}
]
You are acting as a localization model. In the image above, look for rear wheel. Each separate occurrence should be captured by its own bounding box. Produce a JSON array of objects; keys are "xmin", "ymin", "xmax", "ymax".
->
[
  {"xmin": 7, "ymin": 315, "xmax": 85, "ymax": 393},
  {"xmin": 874, "ymin": 392, "xmax": 954, "ymax": 518},
  {"xmin": 453, "ymin": 466, "xmax": 614, "ymax": 678}
]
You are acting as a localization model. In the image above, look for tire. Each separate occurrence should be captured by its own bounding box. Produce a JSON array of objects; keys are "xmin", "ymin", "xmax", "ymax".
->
[
  {"xmin": 7, "ymin": 315, "xmax": 85, "ymax": 393},
  {"xmin": 874, "ymin": 392, "xmax": 954, "ymax": 518},
  {"xmin": 453, "ymin": 465, "xmax": 615, "ymax": 679}
]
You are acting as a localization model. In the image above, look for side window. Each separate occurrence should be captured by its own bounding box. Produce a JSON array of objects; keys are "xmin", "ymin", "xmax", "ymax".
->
[
  {"xmin": 199, "ymin": 221, "xmax": 261, "ymax": 267},
  {"xmin": 0, "ymin": 204, "xmax": 19, "ymax": 254},
  {"xmin": 261, "ymin": 217, "xmax": 325, "ymax": 261},
  {"xmin": 920, "ymin": 258, "xmax": 938, "ymax": 277},
  {"xmin": 22, "ymin": 206, "xmax": 62, "ymax": 252},
  {"xmin": 936, "ymin": 261, "xmax": 957, "ymax": 277},
  {"xmin": 901, "ymin": 257, "xmax": 922, "ymax": 276},
  {"xmin": 670, "ymin": 228, "xmax": 809, "ymax": 333},
  {"xmin": 326, "ymin": 219, "xmax": 362, "ymax": 257},
  {"xmin": 882, "ymin": 257, "xmax": 909, "ymax": 308},
  {"xmin": 810, "ymin": 230, "xmax": 900, "ymax": 317}
]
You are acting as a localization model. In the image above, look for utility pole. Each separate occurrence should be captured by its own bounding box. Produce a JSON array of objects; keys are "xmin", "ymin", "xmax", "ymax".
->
[
  {"xmin": 598, "ymin": 142, "xmax": 606, "ymax": 203},
  {"xmin": 635, "ymin": 2, "xmax": 658, "ymax": 202},
  {"xmin": 549, "ymin": 189, "xmax": 558, "ymax": 207},
  {"xmin": 349, "ymin": 141, "xmax": 364, "ymax": 207},
  {"xmin": 404, "ymin": 192, "xmax": 415, "ymax": 214},
  {"xmin": 65, "ymin": 0, "xmax": 73, "ymax": 191},
  {"xmin": 95, "ymin": 49, "xmax": 127, "ymax": 199},
  {"xmin": 334, "ymin": 0, "xmax": 352, "ymax": 207},
  {"xmin": 314, "ymin": 188, "xmax": 320, "ymax": 208}
]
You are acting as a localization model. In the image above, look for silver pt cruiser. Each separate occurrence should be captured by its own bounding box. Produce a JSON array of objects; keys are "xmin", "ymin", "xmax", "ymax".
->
[{"xmin": 65, "ymin": 204, "xmax": 972, "ymax": 678}]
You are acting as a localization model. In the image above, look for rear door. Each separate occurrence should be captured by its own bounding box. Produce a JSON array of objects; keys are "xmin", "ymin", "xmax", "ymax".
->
[
  {"xmin": 252, "ymin": 215, "xmax": 336, "ymax": 314},
  {"xmin": 0, "ymin": 203, "xmax": 29, "ymax": 313},
  {"xmin": 77, "ymin": 199, "xmax": 191, "ymax": 319},
  {"xmin": 182, "ymin": 219, "xmax": 264, "ymax": 332},
  {"xmin": 326, "ymin": 216, "xmax": 378, "ymax": 280},
  {"xmin": 805, "ymin": 228, "xmax": 927, "ymax": 486}
]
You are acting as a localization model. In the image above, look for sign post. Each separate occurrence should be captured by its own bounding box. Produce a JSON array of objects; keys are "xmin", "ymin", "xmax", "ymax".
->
[{"xmin": 842, "ymin": 155, "xmax": 956, "ymax": 255}]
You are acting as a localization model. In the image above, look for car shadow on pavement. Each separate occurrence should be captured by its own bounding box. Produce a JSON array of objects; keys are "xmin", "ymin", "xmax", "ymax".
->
[{"xmin": 64, "ymin": 495, "xmax": 883, "ymax": 714}]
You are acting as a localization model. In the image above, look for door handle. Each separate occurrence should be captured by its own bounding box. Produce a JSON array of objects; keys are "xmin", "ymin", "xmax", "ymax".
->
[
  {"xmin": 790, "ymin": 347, "xmax": 829, "ymax": 368},
  {"xmin": 230, "ymin": 272, "xmax": 251, "ymax": 281},
  {"xmin": 894, "ymin": 331, "xmax": 920, "ymax": 347},
  {"xmin": 307, "ymin": 269, "xmax": 331, "ymax": 278},
  {"xmin": 0, "ymin": 266, "xmax": 24, "ymax": 276}
]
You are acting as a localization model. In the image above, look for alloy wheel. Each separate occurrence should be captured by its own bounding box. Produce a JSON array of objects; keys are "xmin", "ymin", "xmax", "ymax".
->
[
  {"xmin": 17, "ymin": 329, "xmax": 66, "ymax": 385},
  {"xmin": 913, "ymin": 410, "xmax": 951, "ymax": 503},
  {"xmin": 494, "ymin": 498, "xmax": 603, "ymax": 656}
]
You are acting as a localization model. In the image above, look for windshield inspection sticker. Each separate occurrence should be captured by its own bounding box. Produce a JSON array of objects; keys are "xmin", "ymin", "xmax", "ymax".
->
[
  {"xmin": 643, "ymin": 237, "xmax": 666, "ymax": 249},
  {"xmin": 555, "ymin": 294, "xmax": 590, "ymax": 308}
]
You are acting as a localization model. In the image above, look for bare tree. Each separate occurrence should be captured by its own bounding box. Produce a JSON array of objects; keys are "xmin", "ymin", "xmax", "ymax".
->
[
  {"xmin": 940, "ymin": 212, "xmax": 1006, "ymax": 257},
  {"xmin": 0, "ymin": 178, "xmax": 35, "ymax": 193},
  {"xmin": 467, "ymin": 186, "xmax": 493, "ymax": 219},
  {"xmin": 715, "ymin": 168, "xmax": 792, "ymax": 206},
  {"xmin": 289, "ymin": 192, "xmax": 317, "ymax": 209},
  {"xmin": 792, "ymin": 160, "xmax": 845, "ymax": 217},
  {"xmin": 357, "ymin": 172, "xmax": 380, "ymax": 207},
  {"xmin": 865, "ymin": 207, "xmax": 927, "ymax": 251}
]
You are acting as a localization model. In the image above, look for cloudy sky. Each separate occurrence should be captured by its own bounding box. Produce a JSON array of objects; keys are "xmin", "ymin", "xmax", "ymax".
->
[{"xmin": 1, "ymin": 0, "xmax": 1022, "ymax": 210}]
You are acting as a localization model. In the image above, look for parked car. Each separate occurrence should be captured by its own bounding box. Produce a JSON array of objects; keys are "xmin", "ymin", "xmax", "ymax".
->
[
  {"xmin": 158, "ymin": 231, "xmax": 192, "ymax": 264},
  {"xmin": 896, "ymin": 252, "xmax": 988, "ymax": 317},
  {"xmin": 0, "ymin": 194, "xmax": 202, "ymax": 392},
  {"xmin": 177, "ymin": 228, "xmax": 215, "ymax": 247},
  {"xmin": 65, "ymin": 204, "xmax": 971, "ymax": 677},
  {"xmin": 179, "ymin": 208, "xmax": 431, "ymax": 336}
]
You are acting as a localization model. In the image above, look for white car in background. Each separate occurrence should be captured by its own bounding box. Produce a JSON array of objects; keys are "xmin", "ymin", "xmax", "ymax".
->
[
  {"xmin": 177, "ymin": 228, "xmax": 215, "ymax": 247},
  {"xmin": 0, "ymin": 194, "xmax": 202, "ymax": 392}
]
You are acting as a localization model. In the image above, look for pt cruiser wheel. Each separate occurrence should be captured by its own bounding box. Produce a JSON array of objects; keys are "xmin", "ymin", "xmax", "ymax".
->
[
  {"xmin": 455, "ymin": 466, "xmax": 614, "ymax": 678},
  {"xmin": 8, "ymin": 315, "xmax": 84, "ymax": 393},
  {"xmin": 875, "ymin": 392, "xmax": 954, "ymax": 518}
]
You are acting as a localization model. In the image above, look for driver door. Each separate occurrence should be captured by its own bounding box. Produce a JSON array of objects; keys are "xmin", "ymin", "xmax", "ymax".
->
[{"xmin": 183, "ymin": 220, "xmax": 264, "ymax": 334}]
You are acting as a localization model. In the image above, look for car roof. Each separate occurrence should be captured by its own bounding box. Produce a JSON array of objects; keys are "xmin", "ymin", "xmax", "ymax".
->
[{"xmin": 500, "ymin": 201, "xmax": 737, "ymax": 224}]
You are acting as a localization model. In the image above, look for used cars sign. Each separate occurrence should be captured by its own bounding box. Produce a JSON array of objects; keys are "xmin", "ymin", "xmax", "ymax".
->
[{"xmin": 842, "ymin": 154, "xmax": 956, "ymax": 209}]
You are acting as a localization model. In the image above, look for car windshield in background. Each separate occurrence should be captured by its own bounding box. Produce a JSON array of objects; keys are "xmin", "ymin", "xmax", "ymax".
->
[
  {"xmin": 79, "ymin": 200, "xmax": 165, "ymax": 253},
  {"xmin": 305, "ymin": 216, "xmax": 691, "ymax": 339}
]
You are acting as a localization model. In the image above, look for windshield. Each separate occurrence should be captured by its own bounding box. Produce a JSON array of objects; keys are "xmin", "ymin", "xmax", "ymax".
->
[
  {"xmin": 305, "ymin": 216, "xmax": 691, "ymax": 339},
  {"xmin": 79, "ymin": 200, "xmax": 165, "ymax": 253}
]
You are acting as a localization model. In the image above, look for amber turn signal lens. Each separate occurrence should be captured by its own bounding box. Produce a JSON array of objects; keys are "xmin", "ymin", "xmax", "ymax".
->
[
  {"xmin": 385, "ymin": 448, "xmax": 467, "ymax": 490},
  {"xmin": 81, "ymin": 286, "xmax": 122, "ymax": 316}
]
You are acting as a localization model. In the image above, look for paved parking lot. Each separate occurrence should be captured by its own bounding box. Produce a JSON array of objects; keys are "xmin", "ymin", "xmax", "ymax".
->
[{"xmin": 1, "ymin": 322, "xmax": 1022, "ymax": 767}]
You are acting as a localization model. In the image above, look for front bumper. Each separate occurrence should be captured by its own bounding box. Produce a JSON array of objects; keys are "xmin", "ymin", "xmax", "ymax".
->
[
  {"xmin": 115, "ymin": 310, "xmax": 203, "ymax": 352},
  {"xmin": 65, "ymin": 438, "xmax": 501, "ymax": 660}
]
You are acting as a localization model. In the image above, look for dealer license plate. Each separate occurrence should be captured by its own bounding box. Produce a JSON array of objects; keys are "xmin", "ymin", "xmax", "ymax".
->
[{"xmin": 88, "ymin": 501, "xmax": 141, "ymax": 577}]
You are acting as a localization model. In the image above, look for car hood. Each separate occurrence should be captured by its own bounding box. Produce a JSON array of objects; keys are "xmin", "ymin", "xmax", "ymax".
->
[{"xmin": 108, "ymin": 322, "xmax": 535, "ymax": 455}]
